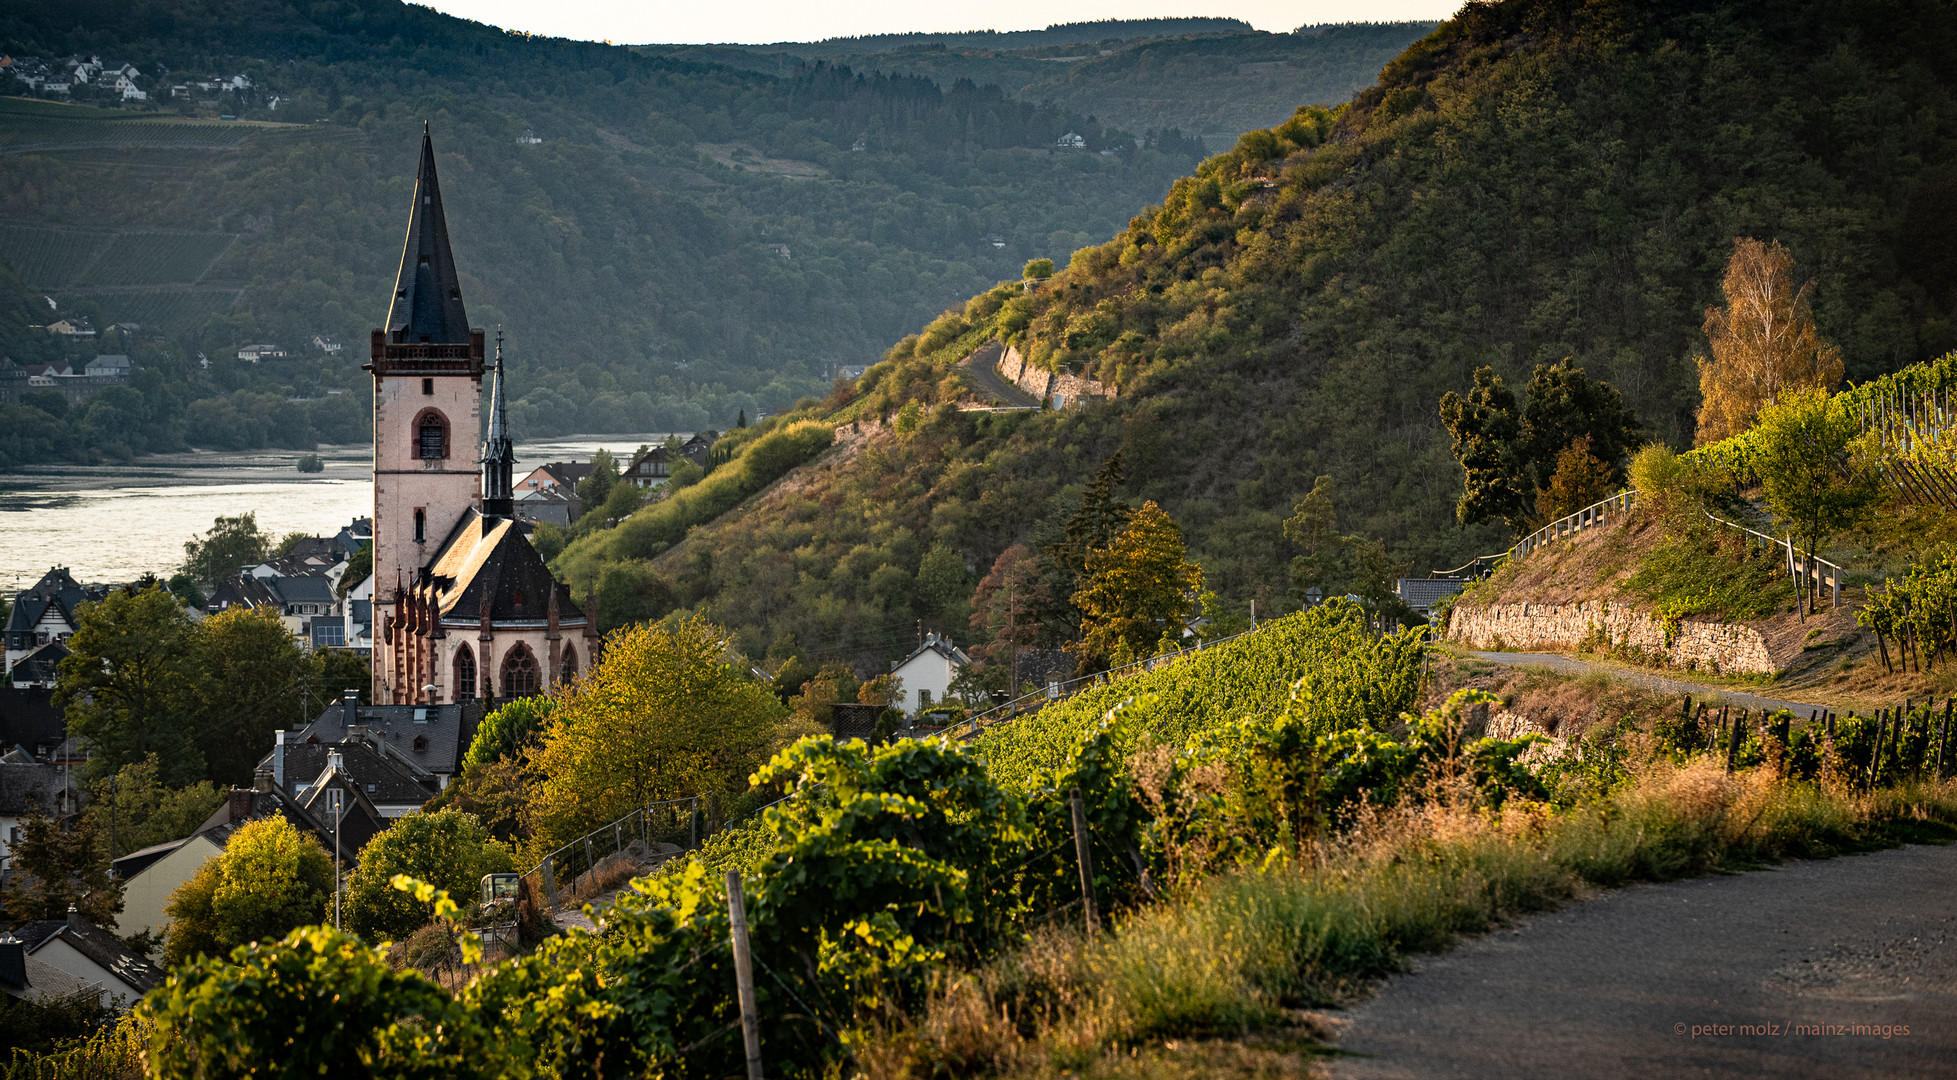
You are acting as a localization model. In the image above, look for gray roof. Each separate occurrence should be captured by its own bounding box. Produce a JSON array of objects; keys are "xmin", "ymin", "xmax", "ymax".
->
[
  {"xmin": 278, "ymin": 700, "xmax": 482, "ymax": 777},
  {"xmin": 1395, "ymin": 577, "xmax": 1468, "ymax": 613},
  {"xmin": 279, "ymin": 741, "xmax": 436, "ymax": 805},
  {"xmin": 27, "ymin": 916, "xmax": 161, "ymax": 996},
  {"xmin": 265, "ymin": 574, "xmax": 337, "ymax": 606},
  {"xmin": 0, "ymin": 762, "xmax": 60, "ymax": 815}
]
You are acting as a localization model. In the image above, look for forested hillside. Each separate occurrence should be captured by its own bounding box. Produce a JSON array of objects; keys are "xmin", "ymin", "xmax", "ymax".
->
[
  {"xmin": 658, "ymin": 21, "xmax": 1438, "ymax": 150},
  {"xmin": 561, "ymin": 0, "xmax": 1957, "ymax": 666},
  {"xmin": 0, "ymin": 3, "xmax": 1422, "ymax": 467},
  {"xmin": 0, "ymin": 4, "xmax": 1190, "ymax": 462}
]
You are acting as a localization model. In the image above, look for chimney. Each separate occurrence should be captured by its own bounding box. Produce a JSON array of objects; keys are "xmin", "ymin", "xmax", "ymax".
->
[
  {"xmin": 326, "ymin": 749, "xmax": 344, "ymax": 776},
  {"xmin": 343, "ymin": 688, "xmax": 358, "ymax": 729},
  {"xmin": 227, "ymin": 787, "xmax": 253, "ymax": 822},
  {"xmin": 273, "ymin": 730, "xmax": 286, "ymax": 790},
  {"xmin": 0, "ymin": 937, "xmax": 23, "ymax": 990},
  {"xmin": 66, "ymin": 905, "xmax": 82, "ymax": 932},
  {"xmin": 253, "ymin": 768, "xmax": 274, "ymax": 794}
]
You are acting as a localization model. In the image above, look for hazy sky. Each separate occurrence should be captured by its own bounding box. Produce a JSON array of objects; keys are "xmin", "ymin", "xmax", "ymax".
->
[{"xmin": 417, "ymin": 1, "xmax": 1461, "ymax": 47}]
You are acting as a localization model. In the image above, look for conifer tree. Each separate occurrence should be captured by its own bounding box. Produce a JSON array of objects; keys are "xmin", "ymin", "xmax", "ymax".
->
[{"xmin": 1071, "ymin": 500, "xmax": 1204, "ymax": 668}]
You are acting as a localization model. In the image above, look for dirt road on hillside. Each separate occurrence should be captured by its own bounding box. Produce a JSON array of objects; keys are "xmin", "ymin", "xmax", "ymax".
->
[
  {"xmin": 1330, "ymin": 843, "xmax": 1957, "ymax": 1079},
  {"xmin": 1473, "ymin": 651, "xmax": 1837, "ymax": 717}
]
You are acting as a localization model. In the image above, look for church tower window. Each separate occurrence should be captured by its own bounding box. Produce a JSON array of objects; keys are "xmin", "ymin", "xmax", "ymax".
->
[
  {"xmin": 559, "ymin": 646, "xmax": 578, "ymax": 685},
  {"xmin": 501, "ymin": 644, "xmax": 540, "ymax": 697},
  {"xmin": 415, "ymin": 409, "xmax": 449, "ymax": 459},
  {"xmin": 454, "ymin": 644, "xmax": 476, "ymax": 700}
]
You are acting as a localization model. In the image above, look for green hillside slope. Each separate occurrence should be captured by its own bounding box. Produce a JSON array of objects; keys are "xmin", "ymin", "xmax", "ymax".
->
[
  {"xmin": 560, "ymin": 0, "xmax": 1957, "ymax": 665},
  {"xmin": 663, "ymin": 22, "xmax": 1438, "ymax": 150},
  {"xmin": 0, "ymin": 0, "xmax": 1233, "ymax": 461}
]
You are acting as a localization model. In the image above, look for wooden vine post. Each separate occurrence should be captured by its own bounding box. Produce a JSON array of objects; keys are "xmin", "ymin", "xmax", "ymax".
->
[
  {"xmin": 1069, "ymin": 787, "xmax": 1100, "ymax": 938},
  {"xmin": 725, "ymin": 870, "xmax": 764, "ymax": 1080},
  {"xmin": 1724, "ymin": 709, "xmax": 1744, "ymax": 773}
]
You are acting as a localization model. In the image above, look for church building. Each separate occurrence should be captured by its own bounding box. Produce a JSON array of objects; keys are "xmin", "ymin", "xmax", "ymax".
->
[{"xmin": 367, "ymin": 126, "xmax": 597, "ymax": 706}]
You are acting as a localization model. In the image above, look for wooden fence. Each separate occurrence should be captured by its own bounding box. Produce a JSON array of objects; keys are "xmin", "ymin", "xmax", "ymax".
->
[{"xmin": 1507, "ymin": 490, "xmax": 1636, "ymax": 560}]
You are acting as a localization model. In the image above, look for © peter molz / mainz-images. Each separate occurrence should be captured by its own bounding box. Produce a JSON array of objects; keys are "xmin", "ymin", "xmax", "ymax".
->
[{"xmin": 0, "ymin": 0, "xmax": 1954, "ymax": 1076}]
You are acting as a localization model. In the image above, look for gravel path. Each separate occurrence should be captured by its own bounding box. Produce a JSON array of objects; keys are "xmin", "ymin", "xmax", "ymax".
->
[
  {"xmin": 1473, "ymin": 651, "xmax": 1835, "ymax": 718},
  {"xmin": 1330, "ymin": 843, "xmax": 1957, "ymax": 1079}
]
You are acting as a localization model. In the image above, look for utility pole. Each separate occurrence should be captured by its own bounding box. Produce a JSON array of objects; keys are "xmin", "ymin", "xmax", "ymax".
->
[{"xmin": 328, "ymin": 786, "xmax": 345, "ymax": 930}]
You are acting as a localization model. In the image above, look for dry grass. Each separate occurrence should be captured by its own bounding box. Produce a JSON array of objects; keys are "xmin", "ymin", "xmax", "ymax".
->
[{"xmin": 855, "ymin": 758, "xmax": 1957, "ymax": 1080}]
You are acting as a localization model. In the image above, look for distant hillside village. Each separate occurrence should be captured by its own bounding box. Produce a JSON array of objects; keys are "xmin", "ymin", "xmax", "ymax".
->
[{"xmin": 2, "ymin": 52, "xmax": 273, "ymax": 111}]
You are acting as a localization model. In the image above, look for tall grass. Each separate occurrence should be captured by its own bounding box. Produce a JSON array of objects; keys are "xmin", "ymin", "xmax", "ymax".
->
[
  {"xmin": 864, "ymin": 763, "xmax": 1957, "ymax": 1077},
  {"xmin": 1, "ymin": 1016, "xmax": 146, "ymax": 1080}
]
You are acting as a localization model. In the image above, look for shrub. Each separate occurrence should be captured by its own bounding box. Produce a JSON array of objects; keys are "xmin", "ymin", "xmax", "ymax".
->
[
  {"xmin": 344, "ymin": 810, "xmax": 514, "ymax": 942},
  {"xmin": 141, "ymin": 926, "xmax": 495, "ymax": 1079}
]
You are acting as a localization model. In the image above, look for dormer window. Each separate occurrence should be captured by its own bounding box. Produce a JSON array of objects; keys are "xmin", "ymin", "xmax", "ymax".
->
[{"xmin": 413, "ymin": 735, "xmax": 428, "ymax": 753}]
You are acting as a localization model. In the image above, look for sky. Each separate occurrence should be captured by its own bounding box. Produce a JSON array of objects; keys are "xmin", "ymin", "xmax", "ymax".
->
[{"xmin": 415, "ymin": 1, "xmax": 1463, "ymax": 47}]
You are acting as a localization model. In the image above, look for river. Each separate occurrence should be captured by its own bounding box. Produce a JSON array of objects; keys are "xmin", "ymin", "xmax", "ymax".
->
[{"xmin": 0, "ymin": 435, "xmax": 674, "ymax": 592}]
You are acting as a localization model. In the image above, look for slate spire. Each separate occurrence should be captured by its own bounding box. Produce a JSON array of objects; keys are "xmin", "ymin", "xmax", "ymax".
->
[
  {"xmin": 481, "ymin": 327, "xmax": 516, "ymax": 518},
  {"xmin": 385, "ymin": 123, "xmax": 471, "ymax": 345}
]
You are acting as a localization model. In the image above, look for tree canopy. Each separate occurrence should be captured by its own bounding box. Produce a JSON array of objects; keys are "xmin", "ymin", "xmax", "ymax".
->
[
  {"xmin": 343, "ymin": 811, "xmax": 513, "ymax": 942},
  {"xmin": 524, "ymin": 617, "xmax": 791, "ymax": 857},
  {"xmin": 164, "ymin": 816, "xmax": 333, "ymax": 967},
  {"xmin": 1696, "ymin": 238, "xmax": 1846, "ymax": 445}
]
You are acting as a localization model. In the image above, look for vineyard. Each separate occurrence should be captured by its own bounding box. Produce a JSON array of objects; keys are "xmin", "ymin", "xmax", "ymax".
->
[
  {"xmin": 976, "ymin": 600, "xmax": 1427, "ymax": 794},
  {"xmin": 73, "ymin": 232, "xmax": 237, "ymax": 286},
  {"xmin": 0, "ymin": 98, "xmax": 263, "ymax": 153},
  {"xmin": 83, "ymin": 288, "xmax": 245, "ymax": 336},
  {"xmin": 0, "ymin": 225, "xmax": 112, "ymax": 287}
]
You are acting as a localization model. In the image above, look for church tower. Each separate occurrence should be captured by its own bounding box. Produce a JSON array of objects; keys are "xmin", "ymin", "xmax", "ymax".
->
[{"xmin": 369, "ymin": 125, "xmax": 485, "ymax": 700}]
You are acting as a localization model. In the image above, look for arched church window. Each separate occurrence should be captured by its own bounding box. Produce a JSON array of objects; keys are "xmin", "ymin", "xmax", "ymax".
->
[
  {"xmin": 558, "ymin": 646, "xmax": 578, "ymax": 685},
  {"xmin": 414, "ymin": 409, "xmax": 449, "ymax": 460},
  {"xmin": 454, "ymin": 644, "xmax": 476, "ymax": 700},
  {"xmin": 500, "ymin": 644, "xmax": 540, "ymax": 698}
]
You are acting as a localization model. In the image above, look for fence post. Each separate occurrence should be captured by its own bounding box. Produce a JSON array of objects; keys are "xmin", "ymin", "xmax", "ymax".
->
[
  {"xmin": 725, "ymin": 871, "xmax": 765, "ymax": 1080},
  {"xmin": 584, "ymin": 837, "xmax": 594, "ymax": 878},
  {"xmin": 1725, "ymin": 709, "xmax": 1744, "ymax": 773},
  {"xmin": 1939, "ymin": 701, "xmax": 1952, "ymax": 778},
  {"xmin": 541, "ymin": 856, "xmax": 557, "ymax": 907},
  {"xmin": 692, "ymin": 795, "xmax": 701, "ymax": 848},
  {"xmin": 1068, "ymin": 787, "xmax": 1099, "ymax": 938}
]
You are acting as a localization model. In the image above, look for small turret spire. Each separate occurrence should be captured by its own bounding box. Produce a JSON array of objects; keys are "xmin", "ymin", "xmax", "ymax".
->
[{"xmin": 481, "ymin": 326, "xmax": 516, "ymax": 518}]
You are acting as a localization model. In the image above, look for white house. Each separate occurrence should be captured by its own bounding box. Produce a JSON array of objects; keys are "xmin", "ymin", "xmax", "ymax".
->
[
  {"xmin": 13, "ymin": 914, "xmax": 162, "ymax": 1010},
  {"xmin": 888, "ymin": 633, "xmax": 971, "ymax": 715}
]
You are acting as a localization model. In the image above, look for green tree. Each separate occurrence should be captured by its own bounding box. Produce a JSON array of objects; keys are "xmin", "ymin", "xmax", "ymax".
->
[
  {"xmin": 1439, "ymin": 361, "xmax": 1640, "ymax": 532},
  {"xmin": 309, "ymin": 647, "xmax": 371, "ymax": 708},
  {"xmin": 576, "ymin": 450, "xmax": 619, "ymax": 509},
  {"xmin": 462, "ymin": 696, "xmax": 556, "ymax": 771},
  {"xmin": 1, "ymin": 813, "xmax": 124, "ymax": 926},
  {"xmin": 1534, "ymin": 437, "xmax": 1616, "ymax": 520},
  {"xmin": 1072, "ymin": 500, "xmax": 1204, "ymax": 667},
  {"xmin": 916, "ymin": 544, "xmax": 969, "ymax": 619},
  {"xmin": 194, "ymin": 606, "xmax": 307, "ymax": 785},
  {"xmin": 165, "ymin": 572, "xmax": 206, "ymax": 610},
  {"xmin": 84, "ymin": 754, "xmax": 225, "ymax": 860},
  {"xmin": 163, "ymin": 816, "xmax": 333, "ymax": 966},
  {"xmin": 56, "ymin": 585, "xmax": 205, "ymax": 784},
  {"xmin": 343, "ymin": 811, "xmax": 513, "ymax": 941},
  {"xmin": 600, "ymin": 475, "xmax": 645, "ymax": 525},
  {"xmin": 335, "ymin": 541, "xmax": 372, "ymax": 598},
  {"xmin": 530, "ymin": 522, "xmax": 567, "ymax": 563},
  {"xmin": 1750, "ymin": 387, "xmax": 1882, "ymax": 607},
  {"xmin": 525, "ymin": 616, "xmax": 789, "ymax": 856},
  {"xmin": 181, "ymin": 513, "xmax": 272, "ymax": 586},
  {"xmin": 1283, "ymin": 474, "xmax": 1349, "ymax": 601},
  {"xmin": 1023, "ymin": 258, "xmax": 1055, "ymax": 279}
]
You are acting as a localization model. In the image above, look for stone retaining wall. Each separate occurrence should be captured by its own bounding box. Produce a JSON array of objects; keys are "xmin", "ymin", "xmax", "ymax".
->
[
  {"xmin": 1449, "ymin": 601, "xmax": 1776, "ymax": 676},
  {"xmin": 998, "ymin": 344, "xmax": 1113, "ymax": 407}
]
